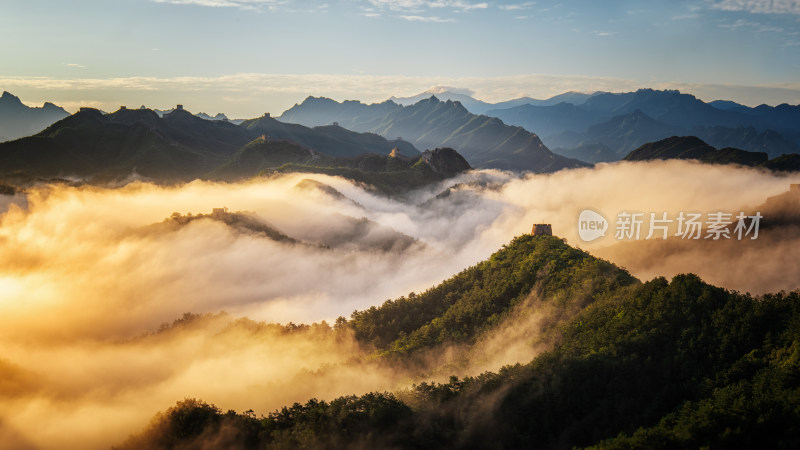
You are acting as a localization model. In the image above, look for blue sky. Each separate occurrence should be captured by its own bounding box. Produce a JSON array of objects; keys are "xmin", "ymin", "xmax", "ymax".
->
[{"xmin": 2, "ymin": 0, "xmax": 799, "ymax": 116}]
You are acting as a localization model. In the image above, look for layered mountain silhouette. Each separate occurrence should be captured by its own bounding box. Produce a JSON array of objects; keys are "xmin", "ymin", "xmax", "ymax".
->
[
  {"xmin": 0, "ymin": 106, "xmax": 252, "ymax": 181},
  {"xmin": 0, "ymin": 91, "xmax": 69, "ymax": 142},
  {"xmin": 553, "ymin": 109, "xmax": 682, "ymax": 161},
  {"xmin": 0, "ymin": 106, "xmax": 433, "ymax": 185},
  {"xmin": 213, "ymin": 139, "xmax": 471, "ymax": 195},
  {"xmin": 485, "ymin": 89, "xmax": 800, "ymax": 161},
  {"xmin": 389, "ymin": 87, "xmax": 598, "ymax": 115},
  {"xmin": 240, "ymin": 113, "xmax": 418, "ymax": 159},
  {"xmin": 279, "ymin": 96, "xmax": 588, "ymax": 172},
  {"xmin": 278, "ymin": 97, "xmax": 400, "ymax": 129}
]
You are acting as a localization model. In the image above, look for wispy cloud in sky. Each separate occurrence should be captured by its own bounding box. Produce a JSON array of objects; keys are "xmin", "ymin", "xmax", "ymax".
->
[
  {"xmin": 150, "ymin": 0, "xmax": 287, "ymax": 11},
  {"xmin": 368, "ymin": 0, "xmax": 488, "ymax": 12},
  {"xmin": 399, "ymin": 14, "xmax": 455, "ymax": 22},
  {"xmin": 710, "ymin": 0, "xmax": 800, "ymax": 14},
  {"xmin": 718, "ymin": 18, "xmax": 785, "ymax": 33},
  {"xmin": 499, "ymin": 1, "xmax": 536, "ymax": 10}
]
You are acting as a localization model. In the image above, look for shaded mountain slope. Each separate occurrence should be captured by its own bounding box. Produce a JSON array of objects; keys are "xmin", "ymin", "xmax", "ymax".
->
[
  {"xmin": 267, "ymin": 147, "xmax": 471, "ymax": 196},
  {"xmin": 624, "ymin": 135, "xmax": 777, "ymax": 167},
  {"xmin": 0, "ymin": 106, "xmax": 426, "ymax": 184},
  {"xmin": 0, "ymin": 107, "xmax": 238, "ymax": 181},
  {"xmin": 240, "ymin": 114, "xmax": 418, "ymax": 159},
  {"xmin": 690, "ymin": 125, "xmax": 800, "ymax": 159},
  {"xmin": 210, "ymin": 137, "xmax": 321, "ymax": 179},
  {"xmin": 369, "ymin": 97, "xmax": 588, "ymax": 172},
  {"xmin": 761, "ymin": 153, "xmax": 800, "ymax": 172}
]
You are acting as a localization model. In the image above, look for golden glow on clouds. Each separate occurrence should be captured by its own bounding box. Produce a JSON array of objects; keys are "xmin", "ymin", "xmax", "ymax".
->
[{"xmin": 0, "ymin": 163, "xmax": 798, "ymax": 448}]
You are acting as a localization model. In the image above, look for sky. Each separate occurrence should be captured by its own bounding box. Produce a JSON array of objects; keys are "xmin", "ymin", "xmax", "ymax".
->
[{"xmin": 2, "ymin": 0, "xmax": 800, "ymax": 117}]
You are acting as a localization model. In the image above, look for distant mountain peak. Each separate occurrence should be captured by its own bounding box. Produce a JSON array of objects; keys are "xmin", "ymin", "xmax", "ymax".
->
[
  {"xmin": 0, "ymin": 91, "xmax": 23, "ymax": 105},
  {"xmin": 423, "ymin": 86, "xmax": 474, "ymax": 96}
]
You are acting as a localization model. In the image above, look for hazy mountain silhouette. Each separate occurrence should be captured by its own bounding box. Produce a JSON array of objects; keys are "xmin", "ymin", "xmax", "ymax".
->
[
  {"xmin": 278, "ymin": 96, "xmax": 401, "ymax": 129},
  {"xmin": 388, "ymin": 88, "xmax": 598, "ymax": 114},
  {"xmin": 549, "ymin": 109, "xmax": 682, "ymax": 160},
  {"xmin": 281, "ymin": 96, "xmax": 588, "ymax": 172},
  {"xmin": 487, "ymin": 102, "xmax": 608, "ymax": 140},
  {"xmin": 486, "ymin": 89, "xmax": 800, "ymax": 160},
  {"xmin": 0, "ymin": 91, "xmax": 69, "ymax": 142}
]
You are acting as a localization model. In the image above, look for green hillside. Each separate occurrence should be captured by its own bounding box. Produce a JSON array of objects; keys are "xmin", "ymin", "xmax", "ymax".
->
[{"xmin": 116, "ymin": 235, "xmax": 800, "ymax": 449}]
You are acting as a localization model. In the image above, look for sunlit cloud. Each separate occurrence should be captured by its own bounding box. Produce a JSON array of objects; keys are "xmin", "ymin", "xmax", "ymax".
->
[{"xmin": 0, "ymin": 161, "xmax": 798, "ymax": 448}]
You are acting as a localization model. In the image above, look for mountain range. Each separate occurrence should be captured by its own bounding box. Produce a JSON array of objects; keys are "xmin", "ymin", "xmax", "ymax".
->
[
  {"xmin": 3, "ymin": 88, "xmax": 799, "ymax": 177},
  {"xmin": 117, "ymin": 233, "xmax": 800, "ymax": 449},
  {"xmin": 279, "ymin": 96, "xmax": 587, "ymax": 172},
  {"xmin": 0, "ymin": 105, "xmax": 442, "ymax": 186},
  {"xmin": 0, "ymin": 91, "xmax": 69, "ymax": 142},
  {"xmin": 482, "ymin": 89, "xmax": 800, "ymax": 162},
  {"xmin": 388, "ymin": 87, "xmax": 598, "ymax": 115}
]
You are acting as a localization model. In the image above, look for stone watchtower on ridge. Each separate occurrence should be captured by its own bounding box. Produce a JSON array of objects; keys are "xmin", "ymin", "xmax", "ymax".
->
[{"xmin": 531, "ymin": 224, "xmax": 553, "ymax": 236}]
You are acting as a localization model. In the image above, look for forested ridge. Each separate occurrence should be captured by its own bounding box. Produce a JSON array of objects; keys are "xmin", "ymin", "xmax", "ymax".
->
[{"xmin": 116, "ymin": 236, "xmax": 800, "ymax": 449}]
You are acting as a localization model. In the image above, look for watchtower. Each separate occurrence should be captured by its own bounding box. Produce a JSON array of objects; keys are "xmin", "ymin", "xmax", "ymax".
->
[{"xmin": 532, "ymin": 224, "xmax": 553, "ymax": 236}]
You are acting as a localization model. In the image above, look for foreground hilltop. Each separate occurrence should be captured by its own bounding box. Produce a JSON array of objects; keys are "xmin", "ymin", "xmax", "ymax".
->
[{"xmin": 119, "ymin": 234, "xmax": 800, "ymax": 449}]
